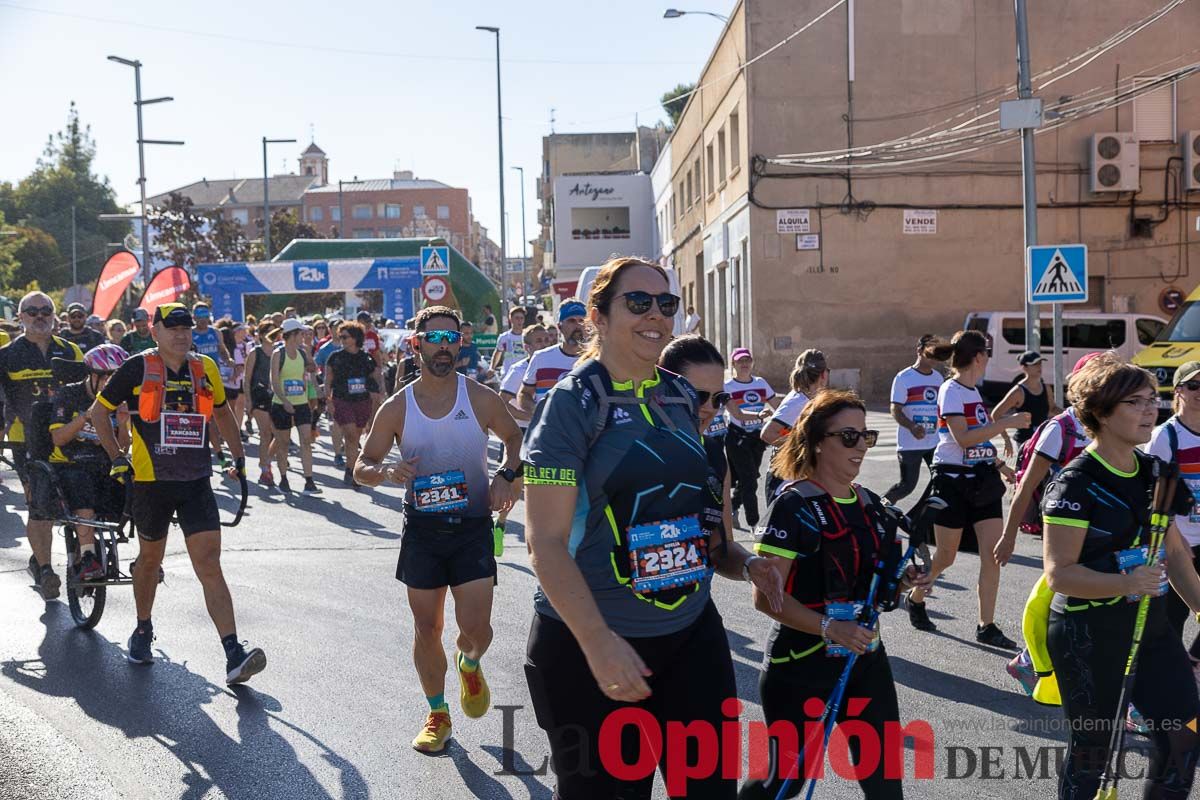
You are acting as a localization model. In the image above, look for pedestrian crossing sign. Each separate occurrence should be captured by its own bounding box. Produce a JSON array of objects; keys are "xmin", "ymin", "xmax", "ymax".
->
[
  {"xmin": 1028, "ymin": 244, "xmax": 1087, "ymax": 304},
  {"xmin": 420, "ymin": 245, "xmax": 450, "ymax": 276}
]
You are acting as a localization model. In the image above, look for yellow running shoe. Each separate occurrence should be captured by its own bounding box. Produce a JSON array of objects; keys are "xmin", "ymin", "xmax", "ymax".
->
[
  {"xmin": 412, "ymin": 708, "xmax": 452, "ymax": 753},
  {"xmin": 457, "ymin": 652, "xmax": 491, "ymax": 718}
]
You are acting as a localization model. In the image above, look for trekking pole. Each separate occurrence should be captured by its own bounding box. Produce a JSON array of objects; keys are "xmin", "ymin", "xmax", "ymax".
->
[
  {"xmin": 1093, "ymin": 459, "xmax": 1178, "ymax": 800},
  {"xmin": 774, "ymin": 496, "xmax": 945, "ymax": 800}
]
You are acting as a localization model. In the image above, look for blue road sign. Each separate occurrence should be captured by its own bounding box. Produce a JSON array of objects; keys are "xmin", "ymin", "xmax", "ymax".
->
[
  {"xmin": 420, "ymin": 245, "xmax": 450, "ymax": 276},
  {"xmin": 1028, "ymin": 244, "xmax": 1087, "ymax": 304}
]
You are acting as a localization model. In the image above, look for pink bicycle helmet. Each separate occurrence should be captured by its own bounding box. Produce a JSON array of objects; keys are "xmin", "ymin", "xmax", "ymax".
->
[{"xmin": 83, "ymin": 343, "xmax": 129, "ymax": 373}]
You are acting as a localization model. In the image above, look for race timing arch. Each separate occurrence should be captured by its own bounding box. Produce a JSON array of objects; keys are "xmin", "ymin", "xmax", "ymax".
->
[{"xmin": 194, "ymin": 238, "xmax": 500, "ymax": 324}]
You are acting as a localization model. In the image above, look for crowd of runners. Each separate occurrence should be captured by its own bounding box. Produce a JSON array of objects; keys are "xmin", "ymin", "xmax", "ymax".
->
[{"xmin": 4, "ymin": 254, "xmax": 1200, "ymax": 799}]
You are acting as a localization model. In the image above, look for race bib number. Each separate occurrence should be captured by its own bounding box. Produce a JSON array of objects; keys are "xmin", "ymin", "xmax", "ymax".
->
[
  {"xmin": 627, "ymin": 515, "xmax": 711, "ymax": 594},
  {"xmin": 964, "ymin": 443, "xmax": 996, "ymax": 466},
  {"xmin": 706, "ymin": 417, "xmax": 727, "ymax": 437},
  {"xmin": 161, "ymin": 412, "xmax": 206, "ymax": 448},
  {"xmin": 823, "ymin": 602, "xmax": 881, "ymax": 657},
  {"xmin": 218, "ymin": 363, "xmax": 234, "ymax": 383},
  {"xmin": 284, "ymin": 378, "xmax": 306, "ymax": 401},
  {"xmin": 347, "ymin": 376, "xmax": 367, "ymax": 395},
  {"xmin": 1186, "ymin": 476, "xmax": 1200, "ymax": 524},
  {"xmin": 413, "ymin": 470, "xmax": 469, "ymax": 513},
  {"xmin": 740, "ymin": 403, "xmax": 765, "ymax": 430},
  {"xmin": 913, "ymin": 414, "xmax": 937, "ymax": 434}
]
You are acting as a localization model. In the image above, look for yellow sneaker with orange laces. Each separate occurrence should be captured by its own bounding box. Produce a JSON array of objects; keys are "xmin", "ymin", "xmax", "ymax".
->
[
  {"xmin": 457, "ymin": 651, "xmax": 491, "ymax": 718},
  {"xmin": 412, "ymin": 708, "xmax": 452, "ymax": 753}
]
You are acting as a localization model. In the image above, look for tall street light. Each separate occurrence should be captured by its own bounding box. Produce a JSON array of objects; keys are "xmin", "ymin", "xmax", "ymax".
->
[
  {"xmin": 663, "ymin": 8, "xmax": 729, "ymax": 21},
  {"xmin": 262, "ymin": 137, "xmax": 297, "ymax": 259},
  {"xmin": 476, "ymin": 25, "xmax": 507, "ymax": 307},
  {"xmin": 512, "ymin": 165, "xmax": 529, "ymax": 300},
  {"xmin": 107, "ymin": 55, "xmax": 183, "ymax": 283}
]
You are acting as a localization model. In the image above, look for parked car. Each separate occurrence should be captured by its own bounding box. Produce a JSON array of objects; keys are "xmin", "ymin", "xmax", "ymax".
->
[
  {"xmin": 1132, "ymin": 285, "xmax": 1200, "ymax": 416},
  {"xmin": 964, "ymin": 310, "xmax": 1167, "ymax": 403}
]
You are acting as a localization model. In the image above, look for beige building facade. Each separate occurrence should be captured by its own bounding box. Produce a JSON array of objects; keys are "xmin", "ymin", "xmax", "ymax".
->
[{"xmin": 666, "ymin": 0, "xmax": 1200, "ymax": 399}]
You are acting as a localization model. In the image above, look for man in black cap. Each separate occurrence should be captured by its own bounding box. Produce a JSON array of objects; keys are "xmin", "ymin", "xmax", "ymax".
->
[
  {"xmin": 90, "ymin": 302, "xmax": 264, "ymax": 685},
  {"xmin": 60, "ymin": 302, "xmax": 106, "ymax": 353}
]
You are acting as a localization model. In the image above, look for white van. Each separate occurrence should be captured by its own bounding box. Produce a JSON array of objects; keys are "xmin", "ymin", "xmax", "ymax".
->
[
  {"xmin": 576, "ymin": 265, "xmax": 687, "ymax": 337},
  {"xmin": 964, "ymin": 311, "xmax": 1167, "ymax": 401}
]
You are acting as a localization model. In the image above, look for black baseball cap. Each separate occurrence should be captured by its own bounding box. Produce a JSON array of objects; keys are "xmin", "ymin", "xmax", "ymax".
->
[
  {"xmin": 154, "ymin": 303, "xmax": 193, "ymax": 328},
  {"xmin": 1017, "ymin": 351, "xmax": 1044, "ymax": 366},
  {"xmin": 67, "ymin": 302, "xmax": 87, "ymax": 315}
]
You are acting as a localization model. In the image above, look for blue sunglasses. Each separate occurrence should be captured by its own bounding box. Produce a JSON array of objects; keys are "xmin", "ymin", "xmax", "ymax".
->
[{"xmin": 419, "ymin": 330, "xmax": 463, "ymax": 345}]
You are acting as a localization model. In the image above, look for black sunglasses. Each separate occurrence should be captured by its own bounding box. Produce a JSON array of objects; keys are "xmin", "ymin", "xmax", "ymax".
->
[
  {"xmin": 694, "ymin": 390, "xmax": 732, "ymax": 410},
  {"xmin": 620, "ymin": 291, "xmax": 680, "ymax": 317},
  {"xmin": 20, "ymin": 305, "xmax": 54, "ymax": 318},
  {"xmin": 824, "ymin": 429, "xmax": 879, "ymax": 448},
  {"xmin": 1180, "ymin": 381, "xmax": 1200, "ymax": 392}
]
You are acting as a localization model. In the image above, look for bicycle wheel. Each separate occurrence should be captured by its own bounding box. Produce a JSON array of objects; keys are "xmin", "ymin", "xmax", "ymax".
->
[{"xmin": 66, "ymin": 529, "xmax": 106, "ymax": 630}]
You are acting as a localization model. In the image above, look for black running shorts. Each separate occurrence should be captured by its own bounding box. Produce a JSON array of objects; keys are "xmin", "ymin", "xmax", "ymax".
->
[
  {"xmin": 396, "ymin": 515, "xmax": 496, "ymax": 590},
  {"xmin": 270, "ymin": 403, "xmax": 313, "ymax": 431},
  {"xmin": 132, "ymin": 477, "xmax": 221, "ymax": 540}
]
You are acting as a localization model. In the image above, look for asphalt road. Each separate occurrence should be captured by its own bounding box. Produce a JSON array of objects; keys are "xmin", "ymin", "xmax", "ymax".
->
[{"xmin": 0, "ymin": 411, "xmax": 1188, "ymax": 799}]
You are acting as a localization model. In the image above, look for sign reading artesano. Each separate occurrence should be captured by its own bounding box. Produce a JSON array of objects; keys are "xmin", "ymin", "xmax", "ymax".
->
[{"xmin": 553, "ymin": 174, "xmax": 653, "ymax": 272}]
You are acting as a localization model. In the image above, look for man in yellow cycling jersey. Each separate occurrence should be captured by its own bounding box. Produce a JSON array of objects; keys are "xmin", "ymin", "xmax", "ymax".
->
[
  {"xmin": 90, "ymin": 302, "xmax": 265, "ymax": 685},
  {"xmin": 0, "ymin": 291, "xmax": 84, "ymax": 599}
]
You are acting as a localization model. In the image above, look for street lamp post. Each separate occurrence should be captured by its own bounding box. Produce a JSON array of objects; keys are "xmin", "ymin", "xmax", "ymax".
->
[
  {"xmin": 476, "ymin": 25, "xmax": 508, "ymax": 309},
  {"xmin": 262, "ymin": 137, "xmax": 297, "ymax": 259},
  {"xmin": 663, "ymin": 9, "xmax": 729, "ymax": 21},
  {"xmin": 107, "ymin": 55, "xmax": 183, "ymax": 283},
  {"xmin": 512, "ymin": 166, "xmax": 529, "ymax": 300}
]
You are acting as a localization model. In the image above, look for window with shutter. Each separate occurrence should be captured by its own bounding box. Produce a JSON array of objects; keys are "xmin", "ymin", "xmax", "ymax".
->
[{"xmin": 1133, "ymin": 77, "xmax": 1176, "ymax": 142}]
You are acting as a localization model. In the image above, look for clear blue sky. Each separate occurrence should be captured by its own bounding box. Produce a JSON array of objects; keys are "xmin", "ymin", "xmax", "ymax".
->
[{"xmin": 0, "ymin": 0, "xmax": 734, "ymax": 256}]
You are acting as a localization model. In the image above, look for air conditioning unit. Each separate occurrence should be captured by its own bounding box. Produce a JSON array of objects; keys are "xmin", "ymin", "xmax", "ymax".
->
[
  {"xmin": 1183, "ymin": 131, "xmax": 1200, "ymax": 191},
  {"xmin": 1089, "ymin": 132, "xmax": 1140, "ymax": 193}
]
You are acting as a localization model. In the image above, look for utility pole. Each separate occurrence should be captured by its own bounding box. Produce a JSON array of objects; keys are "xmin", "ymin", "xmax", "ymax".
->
[
  {"xmin": 107, "ymin": 56, "xmax": 182, "ymax": 284},
  {"xmin": 513, "ymin": 166, "xmax": 529, "ymax": 300},
  {"xmin": 476, "ymin": 26, "xmax": 507, "ymax": 310},
  {"xmin": 262, "ymin": 136, "xmax": 297, "ymax": 259}
]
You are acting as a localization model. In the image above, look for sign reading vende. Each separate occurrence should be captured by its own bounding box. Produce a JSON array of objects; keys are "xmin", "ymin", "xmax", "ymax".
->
[
  {"xmin": 776, "ymin": 209, "xmax": 810, "ymax": 234},
  {"xmin": 903, "ymin": 209, "xmax": 938, "ymax": 234}
]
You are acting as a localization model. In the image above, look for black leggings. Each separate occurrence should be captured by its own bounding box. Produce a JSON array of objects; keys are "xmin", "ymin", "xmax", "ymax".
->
[
  {"xmin": 524, "ymin": 601, "xmax": 737, "ymax": 800},
  {"xmin": 1166, "ymin": 543, "xmax": 1200, "ymax": 662},
  {"xmin": 1047, "ymin": 606, "xmax": 1200, "ymax": 800},
  {"xmin": 884, "ymin": 449, "xmax": 933, "ymax": 506},
  {"xmin": 726, "ymin": 426, "xmax": 768, "ymax": 527},
  {"xmin": 738, "ymin": 649, "xmax": 902, "ymax": 800}
]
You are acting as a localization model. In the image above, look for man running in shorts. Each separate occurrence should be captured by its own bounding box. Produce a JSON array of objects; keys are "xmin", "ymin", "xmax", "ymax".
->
[
  {"xmin": 90, "ymin": 302, "xmax": 264, "ymax": 684},
  {"xmin": 722, "ymin": 347, "xmax": 777, "ymax": 529},
  {"xmin": 355, "ymin": 305, "xmax": 523, "ymax": 753},
  {"xmin": 0, "ymin": 291, "xmax": 84, "ymax": 599},
  {"xmin": 885, "ymin": 334, "xmax": 944, "ymax": 504}
]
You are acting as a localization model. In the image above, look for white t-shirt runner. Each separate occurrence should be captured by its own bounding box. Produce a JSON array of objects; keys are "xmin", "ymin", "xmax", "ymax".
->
[
  {"xmin": 1033, "ymin": 407, "xmax": 1091, "ymax": 465},
  {"xmin": 522, "ymin": 346, "xmax": 578, "ymax": 400},
  {"xmin": 724, "ymin": 376, "xmax": 775, "ymax": 432},
  {"xmin": 494, "ymin": 330, "xmax": 526, "ymax": 373},
  {"xmin": 500, "ymin": 355, "xmax": 532, "ymax": 429},
  {"xmin": 933, "ymin": 379, "xmax": 998, "ymax": 468},
  {"xmin": 890, "ymin": 367, "xmax": 942, "ymax": 452},
  {"xmin": 1148, "ymin": 417, "xmax": 1200, "ymax": 546},
  {"xmin": 768, "ymin": 391, "xmax": 809, "ymax": 434}
]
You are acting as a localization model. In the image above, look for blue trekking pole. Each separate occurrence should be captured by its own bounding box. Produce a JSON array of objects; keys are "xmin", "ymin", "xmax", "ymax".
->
[{"xmin": 775, "ymin": 496, "xmax": 944, "ymax": 800}]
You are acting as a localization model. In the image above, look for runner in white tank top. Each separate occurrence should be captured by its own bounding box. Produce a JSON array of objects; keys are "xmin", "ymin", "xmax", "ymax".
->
[{"xmin": 354, "ymin": 306, "xmax": 525, "ymax": 755}]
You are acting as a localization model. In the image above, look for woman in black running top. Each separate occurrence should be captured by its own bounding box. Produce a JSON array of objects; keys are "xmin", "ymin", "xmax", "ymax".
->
[
  {"xmin": 993, "ymin": 350, "xmax": 1056, "ymax": 448},
  {"xmin": 1042, "ymin": 353, "xmax": 1200, "ymax": 800},
  {"xmin": 739, "ymin": 389, "xmax": 931, "ymax": 800}
]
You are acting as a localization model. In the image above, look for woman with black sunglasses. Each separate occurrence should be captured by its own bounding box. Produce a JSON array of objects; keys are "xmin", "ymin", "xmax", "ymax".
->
[
  {"xmin": 738, "ymin": 389, "xmax": 931, "ymax": 800},
  {"xmin": 524, "ymin": 257, "xmax": 739, "ymax": 798},
  {"xmin": 904, "ymin": 331, "xmax": 1029, "ymax": 648},
  {"xmin": 659, "ymin": 335, "xmax": 784, "ymax": 611}
]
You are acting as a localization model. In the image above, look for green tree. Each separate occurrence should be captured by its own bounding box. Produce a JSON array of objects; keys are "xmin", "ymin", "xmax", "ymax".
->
[
  {"xmin": 660, "ymin": 82, "xmax": 696, "ymax": 129},
  {"xmin": 2, "ymin": 103, "xmax": 125, "ymax": 290},
  {"xmin": 11, "ymin": 226, "xmax": 64, "ymax": 290},
  {"xmin": 0, "ymin": 211, "xmax": 20, "ymax": 290},
  {"xmin": 251, "ymin": 208, "xmax": 321, "ymax": 260}
]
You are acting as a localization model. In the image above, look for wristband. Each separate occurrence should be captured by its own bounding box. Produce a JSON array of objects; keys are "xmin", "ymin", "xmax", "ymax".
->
[
  {"xmin": 821, "ymin": 614, "xmax": 834, "ymax": 644},
  {"xmin": 742, "ymin": 555, "xmax": 761, "ymax": 582}
]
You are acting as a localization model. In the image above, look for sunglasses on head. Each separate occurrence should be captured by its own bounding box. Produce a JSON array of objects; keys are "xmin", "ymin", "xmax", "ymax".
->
[
  {"xmin": 824, "ymin": 428, "xmax": 879, "ymax": 448},
  {"xmin": 21, "ymin": 305, "xmax": 54, "ymax": 318},
  {"xmin": 419, "ymin": 330, "xmax": 462, "ymax": 345},
  {"xmin": 694, "ymin": 390, "xmax": 732, "ymax": 410},
  {"xmin": 620, "ymin": 291, "xmax": 680, "ymax": 317},
  {"xmin": 1180, "ymin": 380, "xmax": 1200, "ymax": 392}
]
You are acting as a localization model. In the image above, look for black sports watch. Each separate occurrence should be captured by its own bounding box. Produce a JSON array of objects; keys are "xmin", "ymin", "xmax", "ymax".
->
[{"xmin": 495, "ymin": 463, "xmax": 523, "ymax": 483}]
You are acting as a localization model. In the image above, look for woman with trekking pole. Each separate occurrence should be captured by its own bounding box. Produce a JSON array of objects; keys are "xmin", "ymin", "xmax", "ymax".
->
[
  {"xmin": 1041, "ymin": 353, "xmax": 1200, "ymax": 800},
  {"xmin": 737, "ymin": 389, "xmax": 933, "ymax": 800}
]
